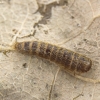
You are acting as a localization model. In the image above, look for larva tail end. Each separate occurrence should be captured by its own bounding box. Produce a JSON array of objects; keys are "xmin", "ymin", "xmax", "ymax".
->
[{"xmin": 78, "ymin": 59, "xmax": 92, "ymax": 73}]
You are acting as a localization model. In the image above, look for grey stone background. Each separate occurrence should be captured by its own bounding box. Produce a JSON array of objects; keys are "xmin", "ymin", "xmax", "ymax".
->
[{"xmin": 0, "ymin": 0, "xmax": 100, "ymax": 100}]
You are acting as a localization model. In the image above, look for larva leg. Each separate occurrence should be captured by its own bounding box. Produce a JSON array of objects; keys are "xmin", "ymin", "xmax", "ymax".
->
[
  {"xmin": 75, "ymin": 74, "xmax": 100, "ymax": 83},
  {"xmin": 73, "ymin": 80, "xmax": 95, "ymax": 100},
  {"xmin": 48, "ymin": 67, "xmax": 60, "ymax": 100},
  {"xmin": 0, "ymin": 29, "xmax": 19, "ymax": 53},
  {"xmin": 10, "ymin": 30, "xmax": 36, "ymax": 47},
  {"xmin": 0, "ymin": 30, "xmax": 19, "ymax": 53},
  {"xmin": 9, "ymin": 30, "xmax": 35, "ymax": 51},
  {"xmin": 73, "ymin": 83, "xmax": 86, "ymax": 100},
  {"xmin": 10, "ymin": 7, "xmax": 29, "ymax": 45},
  {"xmin": 10, "ymin": 29, "xmax": 21, "ymax": 46},
  {"xmin": 61, "ymin": 65, "xmax": 100, "ymax": 83},
  {"xmin": 66, "ymin": 71, "xmax": 100, "ymax": 83},
  {"xmin": 73, "ymin": 94, "xmax": 83, "ymax": 100}
]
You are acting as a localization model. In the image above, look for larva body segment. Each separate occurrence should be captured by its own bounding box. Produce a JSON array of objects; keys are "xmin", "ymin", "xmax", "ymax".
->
[{"xmin": 15, "ymin": 41, "xmax": 92, "ymax": 73}]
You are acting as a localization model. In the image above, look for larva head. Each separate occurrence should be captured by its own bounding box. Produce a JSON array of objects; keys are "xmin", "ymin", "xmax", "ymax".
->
[
  {"xmin": 15, "ymin": 42, "xmax": 23, "ymax": 51},
  {"xmin": 15, "ymin": 42, "xmax": 30, "ymax": 52},
  {"xmin": 77, "ymin": 56, "xmax": 92, "ymax": 73}
]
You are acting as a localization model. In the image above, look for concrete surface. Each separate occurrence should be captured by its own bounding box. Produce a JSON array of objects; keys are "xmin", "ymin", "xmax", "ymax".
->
[{"xmin": 0, "ymin": 0, "xmax": 100, "ymax": 100}]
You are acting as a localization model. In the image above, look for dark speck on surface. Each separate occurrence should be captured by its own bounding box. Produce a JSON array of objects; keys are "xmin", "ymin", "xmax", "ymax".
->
[{"xmin": 22, "ymin": 63, "xmax": 27, "ymax": 68}]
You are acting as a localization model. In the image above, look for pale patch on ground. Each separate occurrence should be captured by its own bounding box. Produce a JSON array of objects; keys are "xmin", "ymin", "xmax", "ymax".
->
[{"xmin": 0, "ymin": 0, "xmax": 100, "ymax": 100}]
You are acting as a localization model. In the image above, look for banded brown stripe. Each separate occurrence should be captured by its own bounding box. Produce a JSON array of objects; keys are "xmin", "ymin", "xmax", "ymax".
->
[
  {"xmin": 55, "ymin": 48, "xmax": 64, "ymax": 64},
  {"xmin": 70, "ymin": 53, "xmax": 80, "ymax": 71},
  {"xmin": 38, "ymin": 42, "xmax": 46, "ymax": 57},
  {"xmin": 44, "ymin": 43, "xmax": 53, "ymax": 59},
  {"xmin": 31, "ymin": 41, "xmax": 38, "ymax": 55},
  {"xmin": 50, "ymin": 46, "xmax": 59, "ymax": 62},
  {"xmin": 24, "ymin": 42, "xmax": 30, "ymax": 51},
  {"xmin": 60, "ymin": 49, "xmax": 73, "ymax": 69}
]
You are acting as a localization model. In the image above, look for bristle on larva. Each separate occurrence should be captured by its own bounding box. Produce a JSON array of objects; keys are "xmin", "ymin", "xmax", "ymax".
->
[{"xmin": 15, "ymin": 41, "xmax": 92, "ymax": 73}]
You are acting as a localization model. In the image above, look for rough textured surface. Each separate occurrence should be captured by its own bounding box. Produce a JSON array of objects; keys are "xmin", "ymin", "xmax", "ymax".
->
[{"xmin": 0, "ymin": 0, "xmax": 100, "ymax": 100}]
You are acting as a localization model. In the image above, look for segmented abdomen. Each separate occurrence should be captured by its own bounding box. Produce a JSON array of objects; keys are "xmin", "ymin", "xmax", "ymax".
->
[{"xmin": 15, "ymin": 41, "xmax": 92, "ymax": 73}]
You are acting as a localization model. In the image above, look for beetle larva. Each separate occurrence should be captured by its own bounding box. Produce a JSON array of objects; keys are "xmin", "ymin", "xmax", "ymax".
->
[{"xmin": 15, "ymin": 41, "xmax": 92, "ymax": 73}]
